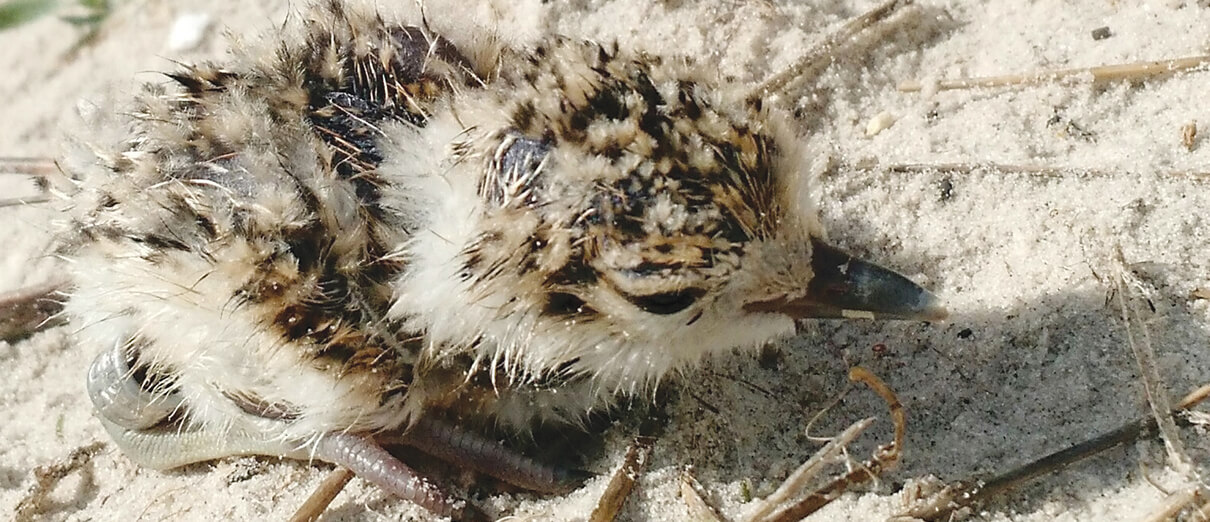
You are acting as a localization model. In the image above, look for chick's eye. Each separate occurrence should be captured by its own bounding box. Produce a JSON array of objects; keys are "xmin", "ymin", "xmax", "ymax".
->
[{"xmin": 627, "ymin": 288, "xmax": 705, "ymax": 315}]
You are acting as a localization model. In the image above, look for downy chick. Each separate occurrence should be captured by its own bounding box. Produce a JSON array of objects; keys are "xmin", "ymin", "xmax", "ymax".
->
[{"xmin": 24, "ymin": 1, "xmax": 944, "ymax": 518}]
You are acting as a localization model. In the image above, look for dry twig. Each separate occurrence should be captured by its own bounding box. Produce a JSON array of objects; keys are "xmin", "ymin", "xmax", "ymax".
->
[
  {"xmin": 1141, "ymin": 487, "xmax": 1203, "ymax": 522},
  {"xmin": 0, "ymin": 156, "xmax": 58, "ymax": 177},
  {"xmin": 0, "ymin": 279, "xmax": 67, "ymax": 342},
  {"xmin": 589, "ymin": 434, "xmax": 657, "ymax": 522},
  {"xmin": 679, "ymin": 468, "xmax": 726, "ymax": 522},
  {"xmin": 754, "ymin": 0, "xmax": 915, "ymax": 97},
  {"xmin": 288, "ymin": 466, "xmax": 356, "ymax": 522},
  {"xmin": 746, "ymin": 417, "xmax": 876, "ymax": 522},
  {"xmin": 898, "ymin": 54, "xmax": 1210, "ymax": 92},
  {"xmin": 751, "ymin": 367, "xmax": 905, "ymax": 522},
  {"xmin": 871, "ymin": 162, "xmax": 1210, "ymax": 182},
  {"xmin": 14, "ymin": 442, "xmax": 106, "ymax": 522},
  {"xmin": 1114, "ymin": 255, "xmax": 1192, "ymax": 476},
  {"xmin": 900, "ymin": 383, "xmax": 1210, "ymax": 520}
]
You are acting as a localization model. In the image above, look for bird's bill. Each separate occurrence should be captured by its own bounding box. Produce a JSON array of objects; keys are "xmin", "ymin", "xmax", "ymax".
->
[{"xmin": 746, "ymin": 239, "xmax": 948, "ymax": 321}]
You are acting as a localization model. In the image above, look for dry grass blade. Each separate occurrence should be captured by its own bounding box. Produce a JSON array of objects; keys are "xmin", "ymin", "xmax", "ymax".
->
[
  {"xmin": 0, "ymin": 195, "xmax": 52, "ymax": 207},
  {"xmin": 0, "ymin": 156, "xmax": 58, "ymax": 176},
  {"xmin": 1177, "ymin": 384, "xmax": 1210, "ymax": 410},
  {"xmin": 875, "ymin": 162, "xmax": 1210, "ymax": 182},
  {"xmin": 882, "ymin": 162, "xmax": 1084, "ymax": 178},
  {"xmin": 745, "ymin": 417, "xmax": 874, "ymax": 522},
  {"xmin": 0, "ymin": 157, "xmax": 61, "ymax": 207},
  {"xmin": 679, "ymin": 469, "xmax": 726, "ymax": 522},
  {"xmin": 1140, "ymin": 487, "xmax": 1203, "ymax": 522},
  {"xmin": 898, "ymin": 54, "xmax": 1210, "ymax": 92},
  {"xmin": 1114, "ymin": 253, "xmax": 1192, "ymax": 476},
  {"xmin": 288, "ymin": 466, "xmax": 355, "ymax": 522},
  {"xmin": 753, "ymin": 0, "xmax": 914, "ymax": 97}
]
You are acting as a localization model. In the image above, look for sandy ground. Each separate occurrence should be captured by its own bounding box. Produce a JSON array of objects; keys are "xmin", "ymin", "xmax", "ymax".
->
[{"xmin": 1, "ymin": 0, "xmax": 1209, "ymax": 520}]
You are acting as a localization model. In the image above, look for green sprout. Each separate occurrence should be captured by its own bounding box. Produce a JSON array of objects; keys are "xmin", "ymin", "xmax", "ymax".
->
[
  {"xmin": 0, "ymin": 0, "xmax": 111, "ymax": 32},
  {"xmin": 0, "ymin": 0, "xmax": 57, "ymax": 30}
]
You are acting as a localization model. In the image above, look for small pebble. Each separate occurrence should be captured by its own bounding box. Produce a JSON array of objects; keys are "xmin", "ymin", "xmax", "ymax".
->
[
  {"xmin": 865, "ymin": 111, "xmax": 896, "ymax": 137},
  {"xmin": 1090, "ymin": 26, "xmax": 1112, "ymax": 41},
  {"xmin": 938, "ymin": 177, "xmax": 954, "ymax": 201},
  {"xmin": 1182, "ymin": 121, "xmax": 1197, "ymax": 152}
]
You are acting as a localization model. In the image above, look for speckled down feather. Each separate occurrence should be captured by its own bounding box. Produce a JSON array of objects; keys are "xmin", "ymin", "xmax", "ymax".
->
[{"xmin": 60, "ymin": 0, "xmax": 835, "ymax": 443}]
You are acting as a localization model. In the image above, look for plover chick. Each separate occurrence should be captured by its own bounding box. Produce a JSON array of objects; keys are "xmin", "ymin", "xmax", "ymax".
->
[{"xmin": 11, "ymin": 0, "xmax": 944, "ymax": 518}]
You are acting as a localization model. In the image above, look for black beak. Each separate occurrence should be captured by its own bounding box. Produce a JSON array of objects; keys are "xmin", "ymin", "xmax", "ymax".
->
[{"xmin": 746, "ymin": 239, "xmax": 948, "ymax": 321}]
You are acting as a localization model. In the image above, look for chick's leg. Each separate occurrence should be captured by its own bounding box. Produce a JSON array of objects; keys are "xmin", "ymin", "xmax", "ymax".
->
[
  {"xmin": 389, "ymin": 416, "xmax": 592, "ymax": 494},
  {"xmin": 315, "ymin": 432, "xmax": 488, "ymax": 521},
  {"xmin": 87, "ymin": 343, "xmax": 484, "ymax": 520}
]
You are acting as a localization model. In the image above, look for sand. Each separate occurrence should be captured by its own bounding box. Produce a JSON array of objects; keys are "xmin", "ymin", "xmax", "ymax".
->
[{"xmin": 1, "ymin": 0, "xmax": 1208, "ymax": 520}]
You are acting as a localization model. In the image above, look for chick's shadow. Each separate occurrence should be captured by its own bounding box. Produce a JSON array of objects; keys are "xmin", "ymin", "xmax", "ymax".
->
[{"xmin": 662, "ymin": 270, "xmax": 1210, "ymax": 516}]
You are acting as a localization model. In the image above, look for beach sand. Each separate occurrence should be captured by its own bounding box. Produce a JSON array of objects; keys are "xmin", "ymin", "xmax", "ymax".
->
[{"xmin": 1, "ymin": 0, "xmax": 1208, "ymax": 520}]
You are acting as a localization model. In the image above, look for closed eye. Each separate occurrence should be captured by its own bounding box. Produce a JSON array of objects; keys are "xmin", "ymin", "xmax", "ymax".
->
[{"xmin": 625, "ymin": 288, "xmax": 705, "ymax": 315}]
